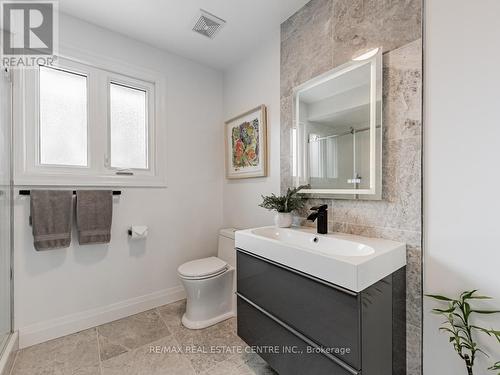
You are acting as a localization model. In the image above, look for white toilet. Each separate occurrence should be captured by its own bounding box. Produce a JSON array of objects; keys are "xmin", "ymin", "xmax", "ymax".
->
[{"xmin": 177, "ymin": 228, "xmax": 237, "ymax": 329}]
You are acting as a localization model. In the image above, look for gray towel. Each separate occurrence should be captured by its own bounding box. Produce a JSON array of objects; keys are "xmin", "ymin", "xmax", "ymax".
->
[
  {"xmin": 30, "ymin": 190, "xmax": 73, "ymax": 251},
  {"xmin": 76, "ymin": 190, "xmax": 113, "ymax": 245}
]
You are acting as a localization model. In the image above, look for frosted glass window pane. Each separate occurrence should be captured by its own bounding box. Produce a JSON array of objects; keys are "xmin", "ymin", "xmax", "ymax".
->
[
  {"xmin": 110, "ymin": 83, "xmax": 148, "ymax": 169},
  {"xmin": 39, "ymin": 66, "xmax": 88, "ymax": 166}
]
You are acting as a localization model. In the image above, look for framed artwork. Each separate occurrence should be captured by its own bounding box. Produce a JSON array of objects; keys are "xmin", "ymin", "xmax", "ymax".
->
[{"xmin": 225, "ymin": 105, "xmax": 267, "ymax": 179}]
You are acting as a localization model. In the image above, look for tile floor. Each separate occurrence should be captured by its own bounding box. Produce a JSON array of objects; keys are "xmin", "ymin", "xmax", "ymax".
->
[{"xmin": 9, "ymin": 300, "xmax": 276, "ymax": 375}]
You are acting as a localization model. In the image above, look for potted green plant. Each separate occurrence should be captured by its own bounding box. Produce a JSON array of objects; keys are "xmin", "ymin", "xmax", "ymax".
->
[
  {"xmin": 427, "ymin": 290, "xmax": 500, "ymax": 375},
  {"xmin": 259, "ymin": 185, "xmax": 309, "ymax": 228}
]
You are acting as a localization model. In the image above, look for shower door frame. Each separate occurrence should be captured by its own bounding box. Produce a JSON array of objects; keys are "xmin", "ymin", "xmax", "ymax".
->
[{"xmin": 0, "ymin": 66, "xmax": 14, "ymax": 356}]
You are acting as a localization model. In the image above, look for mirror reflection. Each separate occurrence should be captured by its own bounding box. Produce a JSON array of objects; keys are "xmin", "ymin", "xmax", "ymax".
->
[{"xmin": 293, "ymin": 50, "xmax": 382, "ymax": 198}]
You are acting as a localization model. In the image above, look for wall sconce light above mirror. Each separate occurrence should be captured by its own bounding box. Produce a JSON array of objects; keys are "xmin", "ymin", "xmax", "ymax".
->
[{"xmin": 292, "ymin": 48, "xmax": 382, "ymax": 199}]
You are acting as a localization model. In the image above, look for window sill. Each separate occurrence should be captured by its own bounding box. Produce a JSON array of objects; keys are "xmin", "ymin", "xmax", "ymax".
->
[{"xmin": 14, "ymin": 173, "xmax": 167, "ymax": 188}]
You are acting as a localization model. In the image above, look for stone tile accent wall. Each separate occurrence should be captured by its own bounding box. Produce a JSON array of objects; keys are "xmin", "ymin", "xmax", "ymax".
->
[{"xmin": 280, "ymin": 1, "xmax": 422, "ymax": 374}]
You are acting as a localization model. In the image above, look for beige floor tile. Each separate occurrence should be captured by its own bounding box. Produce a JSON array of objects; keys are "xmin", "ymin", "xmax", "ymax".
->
[
  {"xmin": 69, "ymin": 364, "xmax": 101, "ymax": 375},
  {"xmin": 100, "ymin": 336, "xmax": 195, "ymax": 375},
  {"xmin": 172, "ymin": 318, "xmax": 248, "ymax": 374},
  {"xmin": 199, "ymin": 358, "xmax": 242, "ymax": 375},
  {"xmin": 97, "ymin": 309, "xmax": 170, "ymax": 360},
  {"xmin": 10, "ymin": 300, "xmax": 265, "ymax": 375},
  {"xmin": 156, "ymin": 299, "xmax": 186, "ymax": 334},
  {"xmin": 226, "ymin": 317, "xmax": 237, "ymax": 335},
  {"xmin": 11, "ymin": 328, "xmax": 100, "ymax": 375},
  {"xmin": 229, "ymin": 352, "xmax": 277, "ymax": 374},
  {"xmin": 97, "ymin": 335, "xmax": 127, "ymax": 361},
  {"xmin": 201, "ymin": 352, "xmax": 276, "ymax": 375}
]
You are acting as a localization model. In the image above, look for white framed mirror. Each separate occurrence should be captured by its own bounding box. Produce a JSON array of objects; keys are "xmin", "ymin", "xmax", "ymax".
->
[{"xmin": 292, "ymin": 48, "xmax": 382, "ymax": 199}]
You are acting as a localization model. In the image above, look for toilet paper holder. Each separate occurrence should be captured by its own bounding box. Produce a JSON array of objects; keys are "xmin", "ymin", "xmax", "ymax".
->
[{"xmin": 128, "ymin": 226, "xmax": 148, "ymax": 239}]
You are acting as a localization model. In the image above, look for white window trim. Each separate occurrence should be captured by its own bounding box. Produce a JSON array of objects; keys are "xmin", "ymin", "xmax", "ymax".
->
[
  {"xmin": 13, "ymin": 45, "xmax": 167, "ymax": 187},
  {"xmin": 106, "ymin": 74, "xmax": 154, "ymax": 172},
  {"xmin": 36, "ymin": 61, "xmax": 91, "ymax": 170}
]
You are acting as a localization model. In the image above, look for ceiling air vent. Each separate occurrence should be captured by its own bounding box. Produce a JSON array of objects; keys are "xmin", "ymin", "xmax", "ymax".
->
[{"xmin": 192, "ymin": 9, "xmax": 226, "ymax": 39}]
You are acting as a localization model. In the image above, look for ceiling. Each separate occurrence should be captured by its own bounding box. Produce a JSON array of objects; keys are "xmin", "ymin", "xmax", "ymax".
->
[{"xmin": 58, "ymin": 0, "xmax": 309, "ymax": 70}]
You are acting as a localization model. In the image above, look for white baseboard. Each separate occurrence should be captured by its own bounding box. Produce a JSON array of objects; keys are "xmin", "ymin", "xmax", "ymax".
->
[
  {"xmin": 0, "ymin": 331, "xmax": 19, "ymax": 375},
  {"xmin": 18, "ymin": 286, "xmax": 186, "ymax": 349}
]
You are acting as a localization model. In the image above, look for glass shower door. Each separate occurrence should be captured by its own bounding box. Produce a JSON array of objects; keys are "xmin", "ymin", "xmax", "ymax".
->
[{"xmin": 0, "ymin": 67, "xmax": 12, "ymax": 352}]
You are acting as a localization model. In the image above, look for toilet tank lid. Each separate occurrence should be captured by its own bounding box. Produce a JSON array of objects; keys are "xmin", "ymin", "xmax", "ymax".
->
[{"xmin": 219, "ymin": 228, "xmax": 237, "ymax": 240}]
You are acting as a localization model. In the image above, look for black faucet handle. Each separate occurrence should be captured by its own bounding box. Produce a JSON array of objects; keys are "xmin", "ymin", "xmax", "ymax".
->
[
  {"xmin": 310, "ymin": 204, "xmax": 328, "ymax": 212},
  {"xmin": 306, "ymin": 212, "xmax": 318, "ymax": 221}
]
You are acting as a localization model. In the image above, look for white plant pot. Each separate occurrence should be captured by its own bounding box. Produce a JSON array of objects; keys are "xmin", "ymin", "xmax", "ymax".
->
[{"xmin": 274, "ymin": 212, "xmax": 293, "ymax": 228}]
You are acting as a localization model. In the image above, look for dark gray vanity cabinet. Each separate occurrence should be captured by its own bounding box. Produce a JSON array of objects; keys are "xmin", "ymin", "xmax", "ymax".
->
[{"xmin": 236, "ymin": 249, "xmax": 406, "ymax": 375}]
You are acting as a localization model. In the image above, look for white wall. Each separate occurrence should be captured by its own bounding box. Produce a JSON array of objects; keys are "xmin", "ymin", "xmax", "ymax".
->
[
  {"xmin": 222, "ymin": 30, "xmax": 281, "ymax": 229},
  {"xmin": 424, "ymin": 1, "xmax": 500, "ymax": 373},
  {"xmin": 14, "ymin": 14, "xmax": 224, "ymax": 348}
]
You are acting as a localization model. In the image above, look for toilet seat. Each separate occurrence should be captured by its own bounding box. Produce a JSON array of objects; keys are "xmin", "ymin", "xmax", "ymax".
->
[{"xmin": 178, "ymin": 257, "xmax": 228, "ymax": 280}]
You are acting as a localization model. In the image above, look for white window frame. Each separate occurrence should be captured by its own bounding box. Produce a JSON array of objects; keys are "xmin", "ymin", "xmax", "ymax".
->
[
  {"xmin": 13, "ymin": 47, "xmax": 167, "ymax": 187},
  {"xmin": 106, "ymin": 75, "xmax": 154, "ymax": 172},
  {"xmin": 36, "ymin": 62, "xmax": 91, "ymax": 170}
]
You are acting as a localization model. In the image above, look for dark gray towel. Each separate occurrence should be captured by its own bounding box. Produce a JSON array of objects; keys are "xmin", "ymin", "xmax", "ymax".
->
[
  {"xmin": 30, "ymin": 190, "xmax": 73, "ymax": 251},
  {"xmin": 76, "ymin": 190, "xmax": 113, "ymax": 245}
]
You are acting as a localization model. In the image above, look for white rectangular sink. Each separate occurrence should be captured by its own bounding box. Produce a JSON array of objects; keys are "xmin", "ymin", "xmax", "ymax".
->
[{"xmin": 235, "ymin": 226, "xmax": 406, "ymax": 293}]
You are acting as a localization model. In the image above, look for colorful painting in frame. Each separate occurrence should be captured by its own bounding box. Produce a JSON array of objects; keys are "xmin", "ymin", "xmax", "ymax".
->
[{"xmin": 225, "ymin": 105, "xmax": 267, "ymax": 179}]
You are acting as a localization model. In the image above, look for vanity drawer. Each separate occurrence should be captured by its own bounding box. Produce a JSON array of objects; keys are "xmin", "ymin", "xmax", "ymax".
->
[
  {"xmin": 237, "ymin": 296, "xmax": 357, "ymax": 375},
  {"xmin": 237, "ymin": 250, "xmax": 361, "ymax": 369}
]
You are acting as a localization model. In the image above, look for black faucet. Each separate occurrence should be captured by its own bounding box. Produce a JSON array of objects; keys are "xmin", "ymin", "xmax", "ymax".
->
[{"xmin": 307, "ymin": 205, "xmax": 328, "ymax": 234}]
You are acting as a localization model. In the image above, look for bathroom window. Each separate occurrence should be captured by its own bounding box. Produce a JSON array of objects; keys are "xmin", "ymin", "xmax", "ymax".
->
[
  {"xmin": 109, "ymin": 82, "xmax": 148, "ymax": 170},
  {"xmin": 15, "ymin": 55, "xmax": 166, "ymax": 187},
  {"xmin": 39, "ymin": 66, "xmax": 88, "ymax": 167}
]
